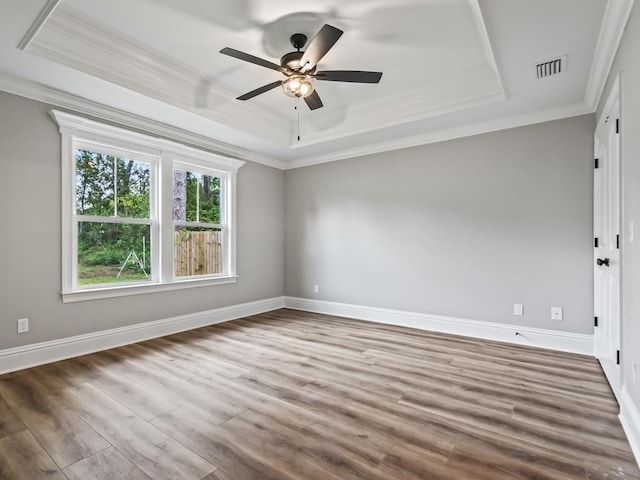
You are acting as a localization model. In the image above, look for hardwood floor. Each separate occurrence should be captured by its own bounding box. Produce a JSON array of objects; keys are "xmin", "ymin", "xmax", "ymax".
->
[{"xmin": 0, "ymin": 309, "xmax": 637, "ymax": 479}]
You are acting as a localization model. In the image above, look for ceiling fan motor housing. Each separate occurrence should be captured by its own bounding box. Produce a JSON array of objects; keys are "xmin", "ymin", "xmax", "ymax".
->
[
  {"xmin": 281, "ymin": 51, "xmax": 304, "ymax": 70},
  {"xmin": 281, "ymin": 33, "xmax": 314, "ymax": 71},
  {"xmin": 280, "ymin": 52, "xmax": 316, "ymax": 73}
]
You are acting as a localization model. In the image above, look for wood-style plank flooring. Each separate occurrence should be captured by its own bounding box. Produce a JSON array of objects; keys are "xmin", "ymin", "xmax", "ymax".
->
[{"xmin": 0, "ymin": 309, "xmax": 638, "ymax": 479}]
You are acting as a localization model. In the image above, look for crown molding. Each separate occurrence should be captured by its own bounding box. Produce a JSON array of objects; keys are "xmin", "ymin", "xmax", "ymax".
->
[
  {"xmin": 26, "ymin": 7, "xmax": 290, "ymax": 147},
  {"xmin": 285, "ymin": 102, "xmax": 593, "ymax": 169},
  {"xmin": 288, "ymin": 0, "xmax": 504, "ymax": 147},
  {"xmin": 291, "ymin": 80, "xmax": 504, "ymax": 149},
  {"xmin": 585, "ymin": 0, "xmax": 635, "ymax": 109},
  {"xmin": 292, "ymin": 89, "xmax": 505, "ymax": 149},
  {"xmin": 0, "ymin": 72, "xmax": 286, "ymax": 169},
  {"xmin": 468, "ymin": 0, "xmax": 502, "ymax": 79},
  {"xmin": 16, "ymin": 0, "xmax": 61, "ymax": 51}
]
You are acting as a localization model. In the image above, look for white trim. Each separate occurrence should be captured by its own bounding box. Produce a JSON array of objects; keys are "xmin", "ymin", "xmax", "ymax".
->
[
  {"xmin": 620, "ymin": 387, "xmax": 640, "ymax": 470},
  {"xmin": 0, "ymin": 72, "xmax": 285, "ymax": 170},
  {"xmin": 585, "ymin": 0, "xmax": 635, "ymax": 109},
  {"xmin": 284, "ymin": 297, "xmax": 594, "ymax": 356},
  {"xmin": 54, "ymin": 110, "xmax": 244, "ymax": 299},
  {"xmin": 0, "ymin": 297, "xmax": 284, "ymax": 375},
  {"xmin": 290, "ymin": 92, "xmax": 506, "ymax": 150},
  {"xmin": 0, "ymin": 74, "xmax": 604, "ymax": 173},
  {"xmin": 62, "ymin": 276, "xmax": 238, "ymax": 303},
  {"xmin": 27, "ymin": 7, "xmax": 289, "ymax": 147},
  {"xmin": 467, "ymin": 0, "xmax": 502, "ymax": 84},
  {"xmin": 596, "ymin": 72, "xmax": 622, "ymax": 127},
  {"xmin": 286, "ymin": 102, "xmax": 593, "ymax": 169},
  {"xmin": 76, "ymin": 215, "xmax": 152, "ymax": 226},
  {"xmin": 17, "ymin": 0, "xmax": 61, "ymax": 51},
  {"xmin": 51, "ymin": 110, "xmax": 245, "ymax": 172}
]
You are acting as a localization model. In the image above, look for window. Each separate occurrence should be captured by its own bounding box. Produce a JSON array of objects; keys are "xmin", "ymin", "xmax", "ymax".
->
[
  {"xmin": 173, "ymin": 165, "xmax": 224, "ymax": 278},
  {"xmin": 53, "ymin": 110, "xmax": 244, "ymax": 302},
  {"xmin": 75, "ymin": 147, "xmax": 155, "ymax": 287}
]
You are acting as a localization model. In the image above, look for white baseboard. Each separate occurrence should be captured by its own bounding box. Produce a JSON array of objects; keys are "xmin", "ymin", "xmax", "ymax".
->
[
  {"xmin": 284, "ymin": 297, "xmax": 594, "ymax": 356},
  {"xmin": 0, "ymin": 296, "xmax": 284, "ymax": 375},
  {"xmin": 620, "ymin": 387, "xmax": 640, "ymax": 469},
  {"xmin": 0, "ymin": 295, "xmax": 595, "ymax": 376}
]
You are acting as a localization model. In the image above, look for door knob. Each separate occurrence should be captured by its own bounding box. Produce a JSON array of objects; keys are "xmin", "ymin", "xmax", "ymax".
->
[{"xmin": 597, "ymin": 258, "xmax": 610, "ymax": 267}]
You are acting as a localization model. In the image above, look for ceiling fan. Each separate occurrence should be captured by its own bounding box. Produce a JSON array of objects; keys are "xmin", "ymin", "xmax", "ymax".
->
[{"xmin": 220, "ymin": 24, "xmax": 383, "ymax": 111}]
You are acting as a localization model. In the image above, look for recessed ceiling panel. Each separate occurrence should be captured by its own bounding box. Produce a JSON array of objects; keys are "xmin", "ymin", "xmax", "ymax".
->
[{"xmin": 26, "ymin": 0, "xmax": 503, "ymax": 147}]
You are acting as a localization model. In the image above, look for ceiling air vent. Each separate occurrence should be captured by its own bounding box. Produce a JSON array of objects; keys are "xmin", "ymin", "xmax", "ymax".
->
[{"xmin": 535, "ymin": 55, "xmax": 567, "ymax": 79}]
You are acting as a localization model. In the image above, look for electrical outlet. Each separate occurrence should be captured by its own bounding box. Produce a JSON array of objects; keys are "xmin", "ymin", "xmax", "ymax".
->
[
  {"xmin": 17, "ymin": 318, "xmax": 29, "ymax": 334},
  {"xmin": 513, "ymin": 304, "xmax": 524, "ymax": 316},
  {"xmin": 313, "ymin": 285, "xmax": 319, "ymax": 294},
  {"xmin": 551, "ymin": 307, "xmax": 563, "ymax": 321}
]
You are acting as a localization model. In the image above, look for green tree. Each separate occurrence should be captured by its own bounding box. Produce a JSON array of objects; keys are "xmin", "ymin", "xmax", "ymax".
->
[
  {"xmin": 75, "ymin": 150, "xmax": 151, "ymax": 276},
  {"xmin": 185, "ymin": 172, "xmax": 220, "ymax": 224}
]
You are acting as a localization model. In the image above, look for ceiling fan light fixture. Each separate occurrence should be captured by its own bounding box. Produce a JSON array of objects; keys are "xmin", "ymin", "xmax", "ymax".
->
[
  {"xmin": 282, "ymin": 75, "xmax": 314, "ymax": 98},
  {"xmin": 220, "ymin": 24, "xmax": 382, "ymax": 110}
]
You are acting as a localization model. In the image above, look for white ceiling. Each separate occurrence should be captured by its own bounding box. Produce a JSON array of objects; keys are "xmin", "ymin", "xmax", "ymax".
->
[{"xmin": 0, "ymin": 0, "xmax": 629, "ymax": 169}]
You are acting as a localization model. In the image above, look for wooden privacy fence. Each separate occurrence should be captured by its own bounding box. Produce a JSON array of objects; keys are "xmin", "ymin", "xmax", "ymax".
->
[{"xmin": 174, "ymin": 230, "xmax": 222, "ymax": 277}]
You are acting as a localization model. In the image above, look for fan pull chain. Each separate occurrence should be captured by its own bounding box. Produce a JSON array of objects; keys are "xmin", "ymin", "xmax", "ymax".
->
[{"xmin": 296, "ymin": 98, "xmax": 301, "ymax": 142}]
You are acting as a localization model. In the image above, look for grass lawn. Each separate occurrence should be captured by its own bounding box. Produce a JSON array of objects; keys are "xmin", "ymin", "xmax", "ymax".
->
[{"xmin": 78, "ymin": 264, "xmax": 150, "ymax": 285}]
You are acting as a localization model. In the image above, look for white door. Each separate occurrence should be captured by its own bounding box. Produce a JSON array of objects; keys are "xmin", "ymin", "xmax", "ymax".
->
[{"xmin": 594, "ymin": 77, "xmax": 621, "ymax": 401}]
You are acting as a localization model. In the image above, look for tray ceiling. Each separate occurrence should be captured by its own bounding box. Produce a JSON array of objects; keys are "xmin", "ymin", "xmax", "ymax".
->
[{"xmin": 0, "ymin": 0, "xmax": 625, "ymax": 168}]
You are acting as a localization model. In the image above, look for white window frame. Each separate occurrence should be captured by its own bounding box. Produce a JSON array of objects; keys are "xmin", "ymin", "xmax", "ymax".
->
[
  {"xmin": 53, "ymin": 110, "xmax": 244, "ymax": 303},
  {"xmin": 172, "ymin": 160, "xmax": 230, "ymax": 279},
  {"xmin": 72, "ymin": 140, "xmax": 160, "ymax": 290}
]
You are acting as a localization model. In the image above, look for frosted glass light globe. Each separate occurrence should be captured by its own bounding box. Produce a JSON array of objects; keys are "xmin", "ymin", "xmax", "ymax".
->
[{"xmin": 282, "ymin": 76, "xmax": 314, "ymax": 98}]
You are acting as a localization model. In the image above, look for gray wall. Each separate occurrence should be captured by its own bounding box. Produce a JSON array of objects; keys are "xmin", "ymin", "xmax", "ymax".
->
[
  {"xmin": 285, "ymin": 115, "xmax": 595, "ymax": 334},
  {"xmin": 599, "ymin": 2, "xmax": 640, "ymax": 415},
  {"xmin": 0, "ymin": 82, "xmax": 598, "ymax": 349},
  {"xmin": 0, "ymin": 92, "xmax": 284, "ymax": 350}
]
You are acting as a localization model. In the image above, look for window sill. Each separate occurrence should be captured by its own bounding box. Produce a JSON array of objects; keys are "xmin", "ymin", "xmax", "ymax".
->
[{"xmin": 61, "ymin": 276, "xmax": 238, "ymax": 303}]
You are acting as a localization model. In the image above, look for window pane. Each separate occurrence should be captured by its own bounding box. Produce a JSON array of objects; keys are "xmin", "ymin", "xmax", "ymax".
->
[
  {"xmin": 75, "ymin": 149, "xmax": 150, "ymax": 218},
  {"xmin": 78, "ymin": 222, "xmax": 152, "ymax": 285},
  {"xmin": 174, "ymin": 227, "xmax": 222, "ymax": 277},
  {"xmin": 76, "ymin": 150, "xmax": 114, "ymax": 216},
  {"xmin": 173, "ymin": 170, "xmax": 220, "ymax": 224},
  {"xmin": 116, "ymin": 158, "xmax": 150, "ymax": 218}
]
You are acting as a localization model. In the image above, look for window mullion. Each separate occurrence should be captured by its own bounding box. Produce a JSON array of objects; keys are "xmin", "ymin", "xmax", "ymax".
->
[
  {"xmin": 160, "ymin": 154, "xmax": 175, "ymax": 283},
  {"xmin": 149, "ymin": 155, "xmax": 160, "ymax": 284},
  {"xmin": 196, "ymin": 174, "xmax": 200, "ymax": 223},
  {"xmin": 173, "ymin": 221, "xmax": 222, "ymax": 229},
  {"xmin": 75, "ymin": 215, "xmax": 151, "ymax": 225},
  {"xmin": 113, "ymin": 155, "xmax": 118, "ymax": 217}
]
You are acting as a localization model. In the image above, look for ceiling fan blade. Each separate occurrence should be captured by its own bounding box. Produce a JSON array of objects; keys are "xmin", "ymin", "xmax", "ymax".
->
[
  {"xmin": 315, "ymin": 70, "xmax": 383, "ymax": 83},
  {"xmin": 300, "ymin": 24, "xmax": 343, "ymax": 69},
  {"xmin": 304, "ymin": 90, "xmax": 323, "ymax": 110},
  {"xmin": 220, "ymin": 47, "xmax": 286, "ymax": 73},
  {"xmin": 237, "ymin": 81, "xmax": 283, "ymax": 100}
]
